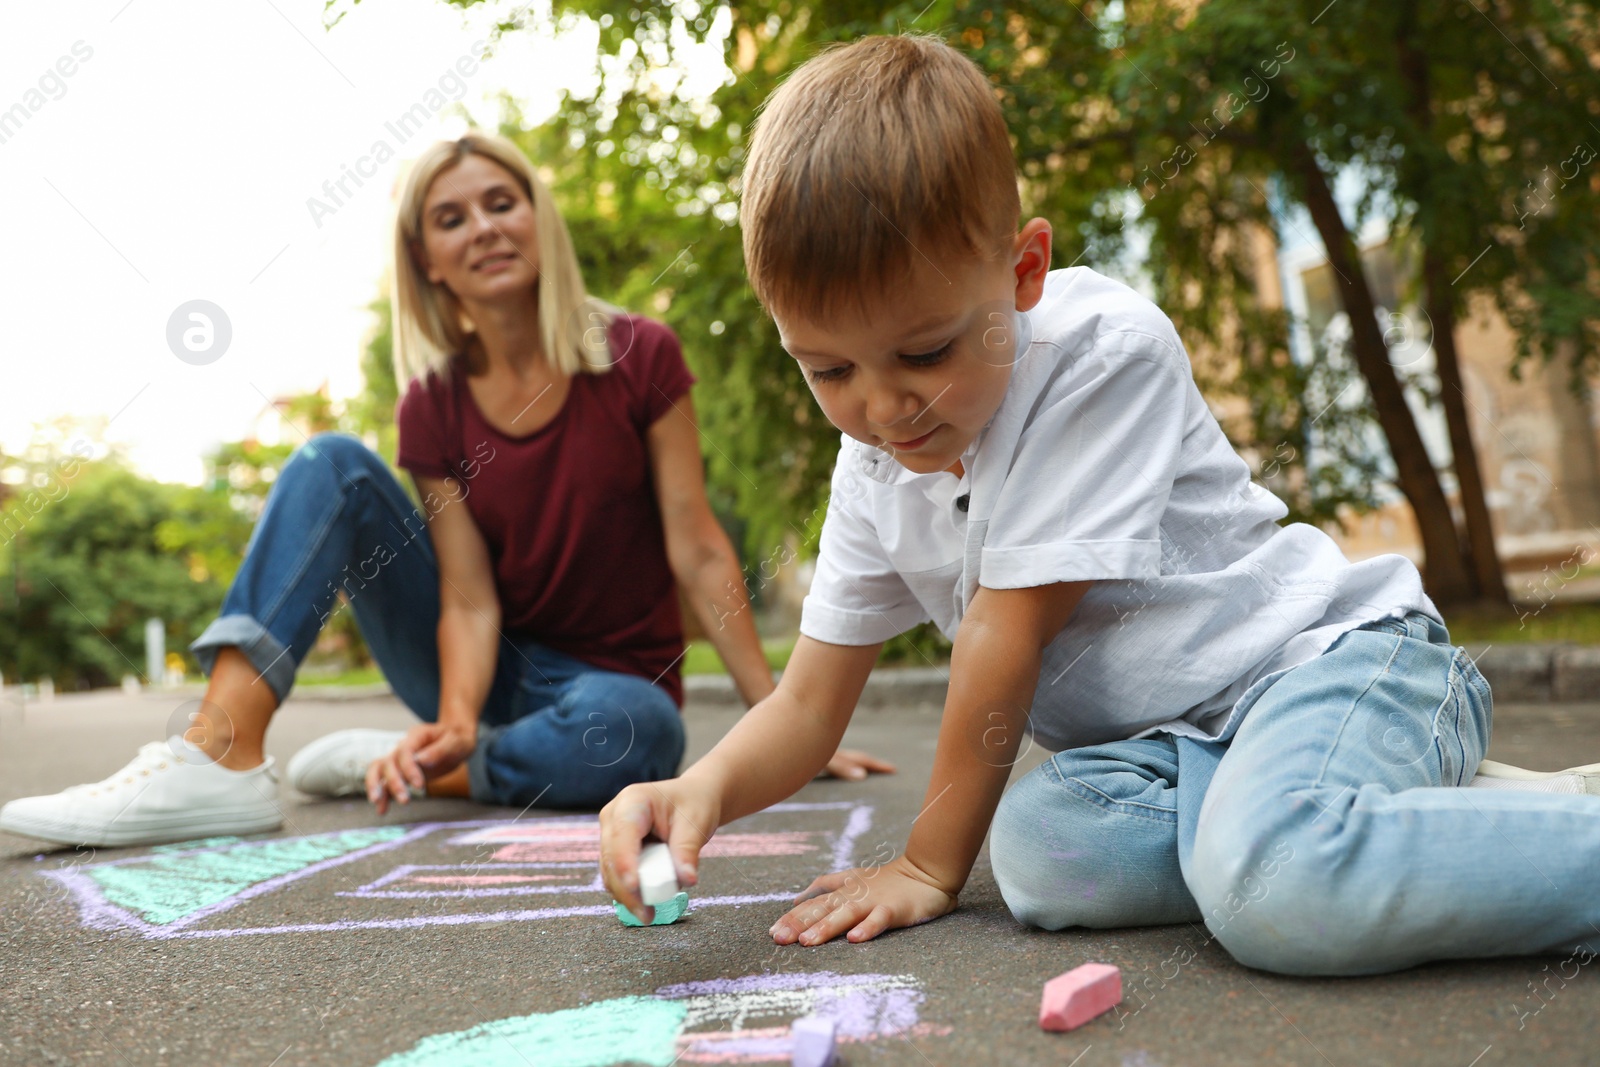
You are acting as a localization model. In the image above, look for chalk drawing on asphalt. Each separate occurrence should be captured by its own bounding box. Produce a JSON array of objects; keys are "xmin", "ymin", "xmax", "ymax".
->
[
  {"xmin": 376, "ymin": 970, "xmax": 951, "ymax": 1067},
  {"xmin": 39, "ymin": 801, "xmax": 874, "ymax": 941}
]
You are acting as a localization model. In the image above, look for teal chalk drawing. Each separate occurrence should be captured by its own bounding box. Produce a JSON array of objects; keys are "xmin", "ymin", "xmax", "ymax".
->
[
  {"xmin": 85, "ymin": 826, "xmax": 409, "ymax": 925},
  {"xmin": 614, "ymin": 891, "xmax": 689, "ymax": 926},
  {"xmin": 148, "ymin": 835, "xmax": 246, "ymax": 853},
  {"xmin": 379, "ymin": 971, "xmax": 953, "ymax": 1065},
  {"xmin": 377, "ymin": 996, "xmax": 687, "ymax": 1067}
]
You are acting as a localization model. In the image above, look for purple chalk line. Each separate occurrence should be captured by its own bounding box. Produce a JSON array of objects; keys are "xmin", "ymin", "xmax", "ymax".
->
[
  {"xmin": 656, "ymin": 970, "xmax": 905, "ymax": 998},
  {"xmin": 351, "ymin": 860, "xmax": 595, "ymax": 895},
  {"xmin": 339, "ymin": 861, "xmax": 604, "ymax": 900},
  {"xmin": 41, "ymin": 823, "xmax": 442, "ymax": 936},
  {"xmin": 42, "ymin": 804, "xmax": 872, "ymax": 939},
  {"xmin": 831, "ymin": 805, "xmax": 875, "ymax": 871},
  {"xmin": 140, "ymin": 892, "xmax": 797, "ymax": 939}
]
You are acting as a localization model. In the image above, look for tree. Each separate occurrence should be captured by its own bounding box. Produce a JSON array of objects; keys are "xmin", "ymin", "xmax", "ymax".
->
[
  {"xmin": 349, "ymin": 291, "xmax": 402, "ymax": 469},
  {"xmin": 0, "ymin": 452, "xmax": 249, "ymax": 691},
  {"xmin": 426, "ymin": 0, "xmax": 1600, "ymax": 610},
  {"xmin": 425, "ymin": 3, "xmax": 1364, "ymax": 556},
  {"xmin": 945, "ymin": 0, "xmax": 1600, "ymax": 605}
]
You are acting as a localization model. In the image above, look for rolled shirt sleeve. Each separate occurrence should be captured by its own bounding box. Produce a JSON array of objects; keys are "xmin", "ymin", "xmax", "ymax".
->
[
  {"xmin": 980, "ymin": 329, "xmax": 1193, "ymax": 588},
  {"xmin": 799, "ymin": 443, "xmax": 931, "ymax": 645}
]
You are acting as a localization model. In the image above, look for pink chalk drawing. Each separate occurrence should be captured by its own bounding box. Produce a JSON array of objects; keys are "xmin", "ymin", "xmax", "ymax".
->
[
  {"xmin": 376, "ymin": 970, "xmax": 952, "ymax": 1066},
  {"xmin": 36, "ymin": 802, "xmax": 873, "ymax": 941},
  {"xmin": 481, "ymin": 829, "xmax": 822, "ymax": 864}
]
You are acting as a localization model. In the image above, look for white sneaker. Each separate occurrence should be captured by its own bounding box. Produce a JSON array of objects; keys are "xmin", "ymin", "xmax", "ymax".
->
[
  {"xmin": 1471, "ymin": 758, "xmax": 1600, "ymax": 796},
  {"xmin": 0, "ymin": 737, "xmax": 283, "ymax": 848},
  {"xmin": 286, "ymin": 728, "xmax": 421, "ymax": 798}
]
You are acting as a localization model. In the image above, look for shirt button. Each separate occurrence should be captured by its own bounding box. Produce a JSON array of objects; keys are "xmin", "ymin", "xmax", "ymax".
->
[{"xmin": 955, "ymin": 494, "xmax": 969, "ymax": 512}]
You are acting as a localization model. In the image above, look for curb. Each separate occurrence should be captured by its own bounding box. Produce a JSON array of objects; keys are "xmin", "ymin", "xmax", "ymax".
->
[
  {"xmin": 267, "ymin": 645, "xmax": 1597, "ymax": 709},
  {"xmin": 684, "ymin": 667, "xmax": 948, "ymax": 711},
  {"xmin": 685, "ymin": 644, "xmax": 1599, "ymax": 709},
  {"xmin": 1464, "ymin": 644, "xmax": 1600, "ymax": 704},
  {"xmin": 286, "ymin": 683, "xmax": 401, "ymax": 703}
]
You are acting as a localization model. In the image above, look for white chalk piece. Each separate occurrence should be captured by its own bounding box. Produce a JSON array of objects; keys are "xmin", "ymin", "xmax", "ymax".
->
[
  {"xmin": 637, "ymin": 842, "xmax": 680, "ymax": 906},
  {"xmin": 791, "ymin": 1015, "xmax": 836, "ymax": 1067}
]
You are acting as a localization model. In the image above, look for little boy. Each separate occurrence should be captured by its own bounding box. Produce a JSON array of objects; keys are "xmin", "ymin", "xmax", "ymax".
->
[{"xmin": 599, "ymin": 34, "xmax": 1600, "ymax": 976}]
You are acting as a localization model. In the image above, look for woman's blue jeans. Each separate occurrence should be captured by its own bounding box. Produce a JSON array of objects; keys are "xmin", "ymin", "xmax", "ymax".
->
[
  {"xmin": 188, "ymin": 432, "xmax": 686, "ymax": 809},
  {"xmin": 989, "ymin": 610, "xmax": 1600, "ymax": 976}
]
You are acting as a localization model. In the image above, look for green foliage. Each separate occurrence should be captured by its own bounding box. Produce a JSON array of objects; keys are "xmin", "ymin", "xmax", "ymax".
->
[
  {"xmin": 494, "ymin": 61, "xmax": 844, "ymax": 559},
  {"xmin": 0, "ymin": 457, "xmax": 246, "ymax": 691},
  {"xmin": 0, "ymin": 289, "xmax": 406, "ymax": 690},
  {"xmin": 202, "ymin": 439, "xmax": 298, "ymax": 518},
  {"xmin": 154, "ymin": 484, "xmax": 257, "ymax": 591},
  {"xmin": 349, "ymin": 292, "xmax": 401, "ymax": 470},
  {"xmin": 681, "ymin": 623, "xmax": 954, "ymax": 674},
  {"xmin": 877, "ymin": 621, "xmax": 954, "ymax": 668},
  {"xmin": 432, "ymin": 0, "xmax": 1597, "ymax": 564},
  {"xmin": 682, "ymin": 634, "xmax": 795, "ymax": 675},
  {"xmin": 428, "ymin": 1, "xmax": 1323, "ymax": 561},
  {"xmin": 1442, "ymin": 599, "xmax": 1600, "ymax": 647}
]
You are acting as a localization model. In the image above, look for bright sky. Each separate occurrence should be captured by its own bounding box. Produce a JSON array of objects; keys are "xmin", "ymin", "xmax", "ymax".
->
[
  {"xmin": 1, "ymin": 0, "xmax": 625, "ymax": 483},
  {"xmin": 2, "ymin": 2, "xmax": 1368, "ymax": 489}
]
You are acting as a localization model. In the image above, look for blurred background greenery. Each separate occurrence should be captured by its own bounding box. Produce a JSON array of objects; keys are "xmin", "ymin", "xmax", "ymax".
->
[{"xmin": 4, "ymin": 0, "xmax": 1598, "ymax": 691}]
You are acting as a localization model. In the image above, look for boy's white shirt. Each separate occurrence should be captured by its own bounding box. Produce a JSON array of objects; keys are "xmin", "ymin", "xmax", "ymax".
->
[{"xmin": 799, "ymin": 266, "xmax": 1438, "ymax": 751}]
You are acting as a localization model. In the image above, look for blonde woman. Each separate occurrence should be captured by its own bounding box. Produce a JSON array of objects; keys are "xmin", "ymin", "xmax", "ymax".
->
[{"xmin": 0, "ymin": 131, "xmax": 891, "ymax": 848}]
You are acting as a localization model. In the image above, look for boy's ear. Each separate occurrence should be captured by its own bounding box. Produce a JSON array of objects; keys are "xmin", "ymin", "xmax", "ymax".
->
[{"xmin": 1012, "ymin": 218, "xmax": 1053, "ymax": 312}]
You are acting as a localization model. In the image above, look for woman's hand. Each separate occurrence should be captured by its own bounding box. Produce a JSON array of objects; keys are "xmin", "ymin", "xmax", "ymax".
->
[
  {"xmin": 366, "ymin": 721, "xmax": 477, "ymax": 814},
  {"xmin": 600, "ymin": 777, "xmax": 722, "ymax": 924},
  {"xmin": 769, "ymin": 854, "xmax": 958, "ymax": 946},
  {"xmin": 819, "ymin": 748, "xmax": 898, "ymax": 781}
]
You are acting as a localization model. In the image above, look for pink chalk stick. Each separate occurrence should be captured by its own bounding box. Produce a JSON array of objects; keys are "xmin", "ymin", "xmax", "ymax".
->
[
  {"xmin": 791, "ymin": 1015, "xmax": 836, "ymax": 1067},
  {"xmin": 1039, "ymin": 962, "xmax": 1122, "ymax": 1032}
]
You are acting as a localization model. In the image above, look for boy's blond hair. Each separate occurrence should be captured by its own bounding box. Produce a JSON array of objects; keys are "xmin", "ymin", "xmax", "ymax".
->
[{"xmin": 740, "ymin": 34, "xmax": 1021, "ymax": 324}]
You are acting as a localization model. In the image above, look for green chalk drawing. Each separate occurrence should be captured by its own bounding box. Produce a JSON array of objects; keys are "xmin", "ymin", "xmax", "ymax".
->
[
  {"xmin": 148, "ymin": 836, "xmax": 245, "ymax": 853},
  {"xmin": 87, "ymin": 826, "xmax": 409, "ymax": 925},
  {"xmin": 378, "ymin": 996, "xmax": 687, "ymax": 1067},
  {"xmin": 615, "ymin": 892, "xmax": 689, "ymax": 927}
]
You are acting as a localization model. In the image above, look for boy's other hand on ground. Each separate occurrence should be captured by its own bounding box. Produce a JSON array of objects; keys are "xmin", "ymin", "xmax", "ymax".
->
[
  {"xmin": 770, "ymin": 854, "xmax": 958, "ymax": 947},
  {"xmin": 367, "ymin": 722, "xmax": 476, "ymax": 814},
  {"xmin": 599, "ymin": 779, "xmax": 719, "ymax": 923},
  {"xmin": 820, "ymin": 748, "xmax": 898, "ymax": 780}
]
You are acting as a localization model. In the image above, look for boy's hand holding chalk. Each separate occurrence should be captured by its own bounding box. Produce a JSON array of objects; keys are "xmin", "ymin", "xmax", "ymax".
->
[
  {"xmin": 600, "ymin": 777, "xmax": 717, "ymax": 925},
  {"xmin": 636, "ymin": 842, "xmax": 680, "ymax": 905}
]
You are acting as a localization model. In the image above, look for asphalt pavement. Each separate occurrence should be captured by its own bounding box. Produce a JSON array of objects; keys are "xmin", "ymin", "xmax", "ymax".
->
[{"xmin": 2, "ymin": 683, "xmax": 1598, "ymax": 1066}]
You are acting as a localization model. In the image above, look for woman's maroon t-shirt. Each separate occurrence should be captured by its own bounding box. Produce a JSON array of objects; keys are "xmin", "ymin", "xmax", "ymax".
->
[{"xmin": 395, "ymin": 313, "xmax": 697, "ymax": 706}]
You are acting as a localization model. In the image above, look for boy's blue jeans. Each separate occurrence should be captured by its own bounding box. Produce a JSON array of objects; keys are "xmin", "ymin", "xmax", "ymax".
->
[
  {"xmin": 990, "ymin": 610, "xmax": 1600, "ymax": 976},
  {"xmin": 188, "ymin": 433, "xmax": 685, "ymax": 809}
]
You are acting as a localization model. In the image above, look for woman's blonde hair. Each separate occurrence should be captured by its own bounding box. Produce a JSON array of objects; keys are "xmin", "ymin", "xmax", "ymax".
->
[{"xmin": 391, "ymin": 129, "xmax": 618, "ymax": 387}]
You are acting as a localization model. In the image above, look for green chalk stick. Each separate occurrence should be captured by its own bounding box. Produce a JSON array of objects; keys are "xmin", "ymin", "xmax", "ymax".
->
[{"xmin": 614, "ymin": 892, "xmax": 689, "ymax": 926}]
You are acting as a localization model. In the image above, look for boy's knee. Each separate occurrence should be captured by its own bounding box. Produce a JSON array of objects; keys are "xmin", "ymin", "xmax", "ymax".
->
[
  {"xmin": 1188, "ymin": 804, "xmax": 1380, "ymax": 976},
  {"xmin": 990, "ymin": 765, "xmax": 1193, "ymax": 930},
  {"xmin": 990, "ymin": 775, "xmax": 1103, "ymax": 929}
]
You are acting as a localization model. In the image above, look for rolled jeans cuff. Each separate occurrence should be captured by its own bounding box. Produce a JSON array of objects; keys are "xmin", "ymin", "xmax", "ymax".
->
[
  {"xmin": 465, "ymin": 723, "xmax": 507, "ymax": 805},
  {"xmin": 189, "ymin": 614, "xmax": 296, "ymax": 706}
]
